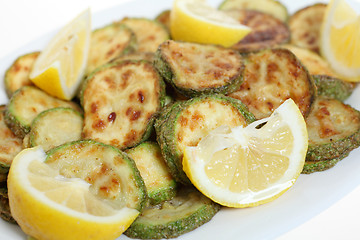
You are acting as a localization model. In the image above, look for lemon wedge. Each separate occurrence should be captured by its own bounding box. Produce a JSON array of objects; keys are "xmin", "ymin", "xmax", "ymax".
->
[
  {"xmin": 170, "ymin": 0, "xmax": 251, "ymax": 47},
  {"xmin": 320, "ymin": 0, "xmax": 360, "ymax": 81},
  {"xmin": 183, "ymin": 99, "xmax": 308, "ymax": 208},
  {"xmin": 7, "ymin": 147, "xmax": 139, "ymax": 240},
  {"xmin": 29, "ymin": 9, "xmax": 91, "ymax": 100}
]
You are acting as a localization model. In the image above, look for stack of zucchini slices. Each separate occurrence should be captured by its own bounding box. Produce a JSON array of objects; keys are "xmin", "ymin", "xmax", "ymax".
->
[{"xmin": 1, "ymin": 0, "xmax": 360, "ymax": 239}]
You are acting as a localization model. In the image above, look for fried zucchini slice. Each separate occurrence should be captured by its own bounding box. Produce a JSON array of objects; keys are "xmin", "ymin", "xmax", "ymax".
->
[
  {"xmin": 155, "ymin": 10, "xmax": 171, "ymax": 32},
  {"xmin": 224, "ymin": 9, "xmax": 290, "ymax": 52},
  {"xmin": 4, "ymin": 52, "xmax": 39, "ymax": 98},
  {"xmin": 81, "ymin": 60, "xmax": 165, "ymax": 150},
  {"xmin": 46, "ymin": 140, "xmax": 147, "ymax": 212},
  {"xmin": 28, "ymin": 107, "xmax": 83, "ymax": 151},
  {"xmin": 302, "ymin": 152, "xmax": 348, "ymax": 174},
  {"xmin": 86, "ymin": 23, "xmax": 137, "ymax": 74},
  {"xmin": 0, "ymin": 186, "xmax": 15, "ymax": 224},
  {"xmin": 0, "ymin": 105, "xmax": 23, "ymax": 175},
  {"xmin": 119, "ymin": 18, "xmax": 170, "ymax": 52},
  {"xmin": 126, "ymin": 141, "xmax": 177, "ymax": 205},
  {"xmin": 282, "ymin": 44, "xmax": 338, "ymax": 77},
  {"xmin": 306, "ymin": 97, "xmax": 360, "ymax": 162},
  {"xmin": 289, "ymin": 3, "xmax": 327, "ymax": 54},
  {"xmin": 124, "ymin": 187, "xmax": 220, "ymax": 239},
  {"xmin": 154, "ymin": 40, "xmax": 245, "ymax": 97},
  {"xmin": 228, "ymin": 48, "xmax": 316, "ymax": 119},
  {"xmin": 112, "ymin": 52, "xmax": 154, "ymax": 63},
  {"xmin": 4, "ymin": 86, "xmax": 80, "ymax": 138},
  {"xmin": 313, "ymin": 75, "xmax": 356, "ymax": 101},
  {"xmin": 155, "ymin": 94, "xmax": 256, "ymax": 184},
  {"xmin": 219, "ymin": 0, "xmax": 288, "ymax": 22}
]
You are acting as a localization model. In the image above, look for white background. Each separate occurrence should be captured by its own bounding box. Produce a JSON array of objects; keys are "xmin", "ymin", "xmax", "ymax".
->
[{"xmin": 1, "ymin": 0, "xmax": 360, "ymax": 239}]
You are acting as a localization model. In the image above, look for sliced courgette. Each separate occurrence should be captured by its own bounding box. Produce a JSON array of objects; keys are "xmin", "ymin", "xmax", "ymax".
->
[
  {"xmin": 86, "ymin": 23, "xmax": 137, "ymax": 74},
  {"xmin": 282, "ymin": 44, "xmax": 338, "ymax": 77},
  {"xmin": 81, "ymin": 60, "xmax": 165, "ymax": 150},
  {"xmin": 112, "ymin": 51, "xmax": 154, "ymax": 63},
  {"xmin": 124, "ymin": 187, "xmax": 220, "ymax": 239},
  {"xmin": 154, "ymin": 40, "xmax": 245, "ymax": 97},
  {"xmin": 306, "ymin": 97, "xmax": 360, "ymax": 162},
  {"xmin": 228, "ymin": 48, "xmax": 316, "ymax": 119},
  {"xmin": 302, "ymin": 152, "xmax": 348, "ymax": 174},
  {"xmin": 46, "ymin": 139, "xmax": 147, "ymax": 212},
  {"xmin": 29, "ymin": 107, "xmax": 83, "ymax": 151},
  {"xmin": 223, "ymin": 9, "xmax": 290, "ymax": 52},
  {"xmin": 4, "ymin": 51, "xmax": 39, "ymax": 98},
  {"xmin": 313, "ymin": 75, "xmax": 356, "ymax": 101},
  {"xmin": 219, "ymin": 0, "xmax": 288, "ymax": 22},
  {"xmin": 0, "ymin": 186, "xmax": 16, "ymax": 224},
  {"xmin": 119, "ymin": 17, "xmax": 170, "ymax": 53},
  {"xmin": 155, "ymin": 10, "xmax": 171, "ymax": 32},
  {"xmin": 4, "ymin": 86, "xmax": 81, "ymax": 138},
  {"xmin": 126, "ymin": 141, "xmax": 177, "ymax": 205},
  {"xmin": 0, "ymin": 105, "xmax": 23, "ymax": 174},
  {"xmin": 289, "ymin": 3, "xmax": 327, "ymax": 54},
  {"xmin": 155, "ymin": 94, "xmax": 256, "ymax": 184}
]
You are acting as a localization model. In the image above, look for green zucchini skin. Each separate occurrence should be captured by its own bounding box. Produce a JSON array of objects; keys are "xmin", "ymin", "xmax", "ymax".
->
[
  {"xmin": 29, "ymin": 107, "xmax": 83, "ymax": 151},
  {"xmin": 313, "ymin": 75, "xmax": 356, "ymax": 101},
  {"xmin": 4, "ymin": 51, "xmax": 39, "ymax": 98},
  {"xmin": 154, "ymin": 40, "xmax": 245, "ymax": 98},
  {"xmin": 228, "ymin": 48, "xmax": 316, "ymax": 119},
  {"xmin": 155, "ymin": 94, "xmax": 256, "ymax": 184},
  {"xmin": 4, "ymin": 86, "xmax": 81, "ymax": 138},
  {"xmin": 124, "ymin": 187, "xmax": 220, "ymax": 239},
  {"xmin": 81, "ymin": 60, "xmax": 166, "ymax": 150},
  {"xmin": 306, "ymin": 97, "xmax": 360, "ymax": 162},
  {"xmin": 302, "ymin": 153, "xmax": 348, "ymax": 174},
  {"xmin": 46, "ymin": 139, "xmax": 148, "ymax": 212},
  {"xmin": 0, "ymin": 105, "xmax": 23, "ymax": 174},
  {"xmin": 126, "ymin": 141, "xmax": 177, "ymax": 205}
]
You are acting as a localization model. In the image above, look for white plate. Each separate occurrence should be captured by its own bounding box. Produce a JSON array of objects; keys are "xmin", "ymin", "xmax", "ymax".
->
[{"xmin": 1, "ymin": 0, "xmax": 360, "ymax": 239}]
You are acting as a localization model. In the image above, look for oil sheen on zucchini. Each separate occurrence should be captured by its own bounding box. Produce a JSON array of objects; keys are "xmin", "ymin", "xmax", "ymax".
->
[
  {"xmin": 306, "ymin": 97, "xmax": 360, "ymax": 162},
  {"xmin": 126, "ymin": 141, "xmax": 177, "ymax": 205},
  {"xmin": 46, "ymin": 140, "xmax": 147, "ymax": 212},
  {"xmin": 81, "ymin": 60, "xmax": 165, "ymax": 150},
  {"xmin": 29, "ymin": 107, "xmax": 83, "ymax": 151},
  {"xmin": 228, "ymin": 48, "xmax": 316, "ymax": 119},
  {"xmin": 86, "ymin": 23, "xmax": 137, "ymax": 74},
  {"xmin": 4, "ymin": 51, "xmax": 39, "ymax": 98},
  {"xmin": 155, "ymin": 94, "xmax": 256, "ymax": 184},
  {"xmin": 154, "ymin": 40, "xmax": 245, "ymax": 97},
  {"xmin": 124, "ymin": 187, "xmax": 220, "ymax": 239},
  {"xmin": 4, "ymin": 86, "xmax": 80, "ymax": 138}
]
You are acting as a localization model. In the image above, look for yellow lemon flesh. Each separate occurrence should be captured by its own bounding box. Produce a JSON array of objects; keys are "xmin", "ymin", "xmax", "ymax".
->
[
  {"xmin": 29, "ymin": 9, "xmax": 91, "ymax": 100},
  {"xmin": 170, "ymin": 0, "xmax": 251, "ymax": 47},
  {"xmin": 7, "ymin": 147, "xmax": 139, "ymax": 240},
  {"xmin": 183, "ymin": 99, "xmax": 308, "ymax": 208},
  {"xmin": 320, "ymin": 0, "xmax": 360, "ymax": 81}
]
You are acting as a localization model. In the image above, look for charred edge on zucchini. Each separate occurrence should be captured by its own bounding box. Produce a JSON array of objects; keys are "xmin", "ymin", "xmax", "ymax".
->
[
  {"xmin": 4, "ymin": 86, "xmax": 80, "ymax": 138},
  {"xmin": 4, "ymin": 51, "xmax": 40, "ymax": 98},
  {"xmin": 124, "ymin": 187, "xmax": 221, "ymax": 239},
  {"xmin": 306, "ymin": 97, "xmax": 360, "ymax": 162},
  {"xmin": 228, "ymin": 48, "xmax": 316, "ymax": 119},
  {"xmin": 86, "ymin": 23, "xmax": 137, "ymax": 74},
  {"xmin": 223, "ymin": 9, "xmax": 290, "ymax": 52},
  {"xmin": 46, "ymin": 139, "xmax": 148, "ymax": 212},
  {"xmin": 155, "ymin": 94, "xmax": 256, "ymax": 184},
  {"xmin": 81, "ymin": 60, "xmax": 166, "ymax": 150},
  {"xmin": 0, "ymin": 105, "xmax": 23, "ymax": 172},
  {"xmin": 154, "ymin": 40, "xmax": 245, "ymax": 97},
  {"xmin": 126, "ymin": 141, "xmax": 177, "ymax": 205},
  {"xmin": 29, "ymin": 107, "xmax": 83, "ymax": 152},
  {"xmin": 313, "ymin": 75, "xmax": 356, "ymax": 101},
  {"xmin": 289, "ymin": 3, "xmax": 327, "ymax": 54},
  {"xmin": 119, "ymin": 17, "xmax": 170, "ymax": 53}
]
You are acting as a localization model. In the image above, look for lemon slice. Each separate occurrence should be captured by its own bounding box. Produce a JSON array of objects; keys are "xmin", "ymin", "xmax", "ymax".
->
[
  {"xmin": 183, "ymin": 99, "xmax": 308, "ymax": 208},
  {"xmin": 320, "ymin": 0, "xmax": 360, "ymax": 81},
  {"xmin": 29, "ymin": 9, "xmax": 91, "ymax": 100},
  {"xmin": 7, "ymin": 147, "xmax": 139, "ymax": 240},
  {"xmin": 170, "ymin": 0, "xmax": 251, "ymax": 47}
]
